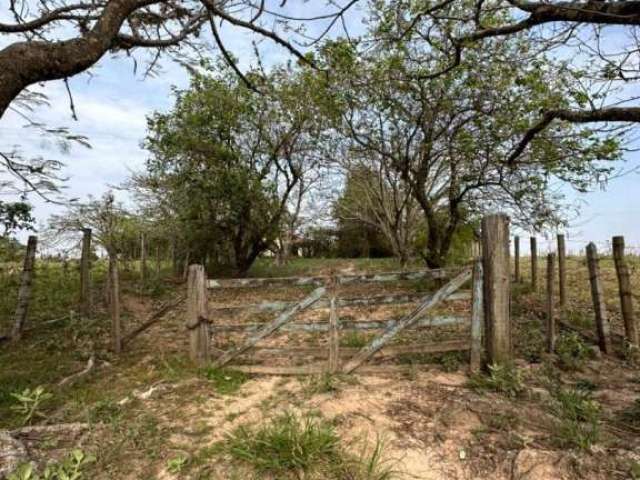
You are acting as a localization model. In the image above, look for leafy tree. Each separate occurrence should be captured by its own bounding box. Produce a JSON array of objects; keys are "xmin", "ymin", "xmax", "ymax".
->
[
  {"xmin": 320, "ymin": 31, "xmax": 622, "ymax": 267},
  {"xmin": 137, "ymin": 64, "xmax": 326, "ymax": 275},
  {"xmin": 0, "ymin": 202, "xmax": 34, "ymax": 236},
  {"xmin": 370, "ymin": 0, "xmax": 640, "ymax": 159}
]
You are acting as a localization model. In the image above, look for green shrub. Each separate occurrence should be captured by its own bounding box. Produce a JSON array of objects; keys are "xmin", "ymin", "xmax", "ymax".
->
[
  {"xmin": 10, "ymin": 386, "xmax": 52, "ymax": 425},
  {"xmin": 620, "ymin": 398, "xmax": 640, "ymax": 426},
  {"xmin": 555, "ymin": 332, "xmax": 592, "ymax": 371},
  {"xmin": 468, "ymin": 363, "xmax": 525, "ymax": 398},
  {"xmin": 8, "ymin": 449, "xmax": 95, "ymax": 480},
  {"xmin": 549, "ymin": 386, "xmax": 600, "ymax": 449}
]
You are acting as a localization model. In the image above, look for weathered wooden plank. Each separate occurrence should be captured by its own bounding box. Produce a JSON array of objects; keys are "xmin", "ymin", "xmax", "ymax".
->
[
  {"xmin": 187, "ymin": 265, "xmax": 210, "ymax": 364},
  {"xmin": 514, "ymin": 236, "xmax": 520, "ymax": 283},
  {"xmin": 208, "ymin": 291, "xmax": 472, "ymax": 314},
  {"xmin": 342, "ymin": 267, "xmax": 472, "ymax": 373},
  {"xmin": 213, "ymin": 286, "xmax": 326, "ymax": 368},
  {"xmin": 530, "ymin": 236, "xmax": 538, "ymax": 289},
  {"xmin": 207, "ymin": 268, "xmax": 452, "ymax": 289},
  {"xmin": 547, "ymin": 253, "xmax": 556, "ymax": 353},
  {"xmin": 11, "ymin": 235, "xmax": 37, "ymax": 341},
  {"xmin": 587, "ymin": 243, "xmax": 613, "ymax": 353},
  {"xmin": 79, "ymin": 228, "xmax": 92, "ymax": 317},
  {"xmin": 586, "ymin": 243, "xmax": 612, "ymax": 354},
  {"xmin": 209, "ymin": 315, "xmax": 468, "ymax": 333},
  {"xmin": 557, "ymin": 234, "xmax": 567, "ymax": 307},
  {"xmin": 240, "ymin": 339, "xmax": 470, "ymax": 358},
  {"xmin": 328, "ymin": 295, "xmax": 339, "ymax": 372},
  {"xmin": 612, "ymin": 236, "xmax": 638, "ymax": 347},
  {"xmin": 227, "ymin": 362, "xmax": 465, "ymax": 376},
  {"xmin": 469, "ymin": 258, "xmax": 483, "ymax": 373},
  {"xmin": 483, "ymin": 215, "xmax": 512, "ymax": 365}
]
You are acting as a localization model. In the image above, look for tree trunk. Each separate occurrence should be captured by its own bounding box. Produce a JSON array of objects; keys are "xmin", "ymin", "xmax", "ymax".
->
[{"xmin": 11, "ymin": 236, "xmax": 37, "ymax": 340}]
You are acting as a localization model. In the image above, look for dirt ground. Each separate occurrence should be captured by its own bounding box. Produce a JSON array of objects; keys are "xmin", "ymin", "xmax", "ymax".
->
[{"xmin": 3, "ymin": 257, "xmax": 640, "ymax": 479}]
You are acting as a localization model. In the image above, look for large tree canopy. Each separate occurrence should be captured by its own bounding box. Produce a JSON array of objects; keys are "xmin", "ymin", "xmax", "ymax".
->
[
  {"xmin": 137, "ymin": 63, "xmax": 328, "ymax": 275},
  {"xmin": 317, "ymin": 26, "xmax": 623, "ymax": 266}
]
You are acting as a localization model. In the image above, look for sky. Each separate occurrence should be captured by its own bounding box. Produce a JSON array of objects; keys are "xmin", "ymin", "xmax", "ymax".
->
[{"xmin": 1, "ymin": 2, "xmax": 640, "ymax": 257}]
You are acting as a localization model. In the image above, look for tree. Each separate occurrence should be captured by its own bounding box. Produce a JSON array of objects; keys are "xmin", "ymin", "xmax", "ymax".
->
[
  {"xmin": 333, "ymin": 164, "xmax": 420, "ymax": 265},
  {"xmin": 370, "ymin": 0, "xmax": 640, "ymax": 160},
  {"xmin": 320, "ymin": 33, "xmax": 622, "ymax": 267},
  {"xmin": 0, "ymin": 1, "xmax": 362, "ymax": 118},
  {"xmin": 137, "ymin": 64, "xmax": 327, "ymax": 275}
]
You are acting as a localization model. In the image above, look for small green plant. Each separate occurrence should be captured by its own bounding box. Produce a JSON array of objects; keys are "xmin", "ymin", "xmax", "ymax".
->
[
  {"xmin": 630, "ymin": 460, "xmax": 640, "ymax": 479},
  {"xmin": 468, "ymin": 363, "xmax": 525, "ymax": 398},
  {"xmin": 166, "ymin": 454, "xmax": 189, "ymax": 474},
  {"xmin": 439, "ymin": 352, "xmax": 464, "ymax": 372},
  {"xmin": 517, "ymin": 322, "xmax": 545, "ymax": 362},
  {"xmin": 549, "ymin": 386, "xmax": 600, "ymax": 449},
  {"xmin": 223, "ymin": 412, "xmax": 340, "ymax": 475},
  {"xmin": 10, "ymin": 386, "xmax": 52, "ymax": 425},
  {"xmin": 340, "ymin": 331, "xmax": 370, "ymax": 348},
  {"xmin": 8, "ymin": 449, "xmax": 95, "ymax": 480},
  {"xmin": 555, "ymin": 332, "xmax": 592, "ymax": 371},
  {"xmin": 620, "ymin": 398, "xmax": 640, "ymax": 426},
  {"xmin": 306, "ymin": 373, "xmax": 340, "ymax": 395},
  {"xmin": 201, "ymin": 367, "xmax": 248, "ymax": 395}
]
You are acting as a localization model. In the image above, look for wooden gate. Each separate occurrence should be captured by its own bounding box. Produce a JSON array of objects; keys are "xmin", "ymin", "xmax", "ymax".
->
[{"xmin": 187, "ymin": 259, "xmax": 484, "ymax": 375}]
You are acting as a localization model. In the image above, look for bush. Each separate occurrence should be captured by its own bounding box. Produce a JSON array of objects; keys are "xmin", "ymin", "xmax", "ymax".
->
[
  {"xmin": 550, "ymin": 386, "xmax": 600, "ymax": 449},
  {"xmin": 555, "ymin": 332, "xmax": 593, "ymax": 371},
  {"xmin": 468, "ymin": 363, "xmax": 525, "ymax": 398}
]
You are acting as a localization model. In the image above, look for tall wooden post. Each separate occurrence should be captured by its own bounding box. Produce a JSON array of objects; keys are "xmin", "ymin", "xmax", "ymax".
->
[
  {"xmin": 11, "ymin": 236, "xmax": 38, "ymax": 340},
  {"xmin": 557, "ymin": 234, "xmax": 566, "ymax": 308},
  {"xmin": 186, "ymin": 264, "xmax": 210, "ymax": 364},
  {"xmin": 481, "ymin": 214, "xmax": 511, "ymax": 365},
  {"xmin": 80, "ymin": 228, "xmax": 92, "ymax": 316},
  {"xmin": 586, "ymin": 243, "xmax": 612, "ymax": 354},
  {"xmin": 612, "ymin": 236, "xmax": 637, "ymax": 347},
  {"xmin": 546, "ymin": 253, "xmax": 556, "ymax": 352},
  {"xmin": 514, "ymin": 236, "xmax": 520, "ymax": 283},
  {"xmin": 530, "ymin": 236, "xmax": 537, "ymax": 289},
  {"xmin": 108, "ymin": 253, "xmax": 122, "ymax": 353},
  {"xmin": 470, "ymin": 257, "xmax": 484, "ymax": 372},
  {"xmin": 140, "ymin": 232, "xmax": 147, "ymax": 287},
  {"xmin": 328, "ymin": 276, "xmax": 340, "ymax": 373}
]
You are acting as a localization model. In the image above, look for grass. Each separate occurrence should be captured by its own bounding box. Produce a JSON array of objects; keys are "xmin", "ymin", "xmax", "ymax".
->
[
  {"xmin": 548, "ymin": 385, "xmax": 601, "ymax": 450},
  {"xmin": 340, "ymin": 331, "xmax": 371, "ymax": 348},
  {"xmin": 555, "ymin": 332, "xmax": 593, "ymax": 371},
  {"xmin": 468, "ymin": 363, "xmax": 525, "ymax": 398},
  {"xmin": 201, "ymin": 366, "xmax": 249, "ymax": 395},
  {"xmin": 219, "ymin": 411, "xmax": 397, "ymax": 479}
]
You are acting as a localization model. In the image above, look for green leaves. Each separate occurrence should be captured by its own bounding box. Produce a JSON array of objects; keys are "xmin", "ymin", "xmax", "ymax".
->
[{"xmin": 10, "ymin": 386, "xmax": 52, "ymax": 425}]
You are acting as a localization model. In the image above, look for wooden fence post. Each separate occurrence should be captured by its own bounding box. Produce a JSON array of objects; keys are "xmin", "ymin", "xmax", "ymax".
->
[
  {"xmin": 612, "ymin": 236, "xmax": 638, "ymax": 347},
  {"xmin": 546, "ymin": 253, "xmax": 556, "ymax": 352},
  {"xmin": 586, "ymin": 243, "xmax": 612, "ymax": 354},
  {"xmin": 514, "ymin": 236, "xmax": 520, "ymax": 283},
  {"xmin": 328, "ymin": 276, "xmax": 340, "ymax": 373},
  {"xmin": 140, "ymin": 232, "xmax": 147, "ymax": 287},
  {"xmin": 530, "ymin": 236, "xmax": 537, "ymax": 289},
  {"xmin": 80, "ymin": 228, "xmax": 92, "ymax": 316},
  {"xmin": 109, "ymin": 253, "xmax": 122, "ymax": 353},
  {"xmin": 11, "ymin": 235, "xmax": 38, "ymax": 340},
  {"xmin": 557, "ymin": 234, "xmax": 566, "ymax": 308},
  {"xmin": 481, "ymin": 214, "xmax": 511, "ymax": 365},
  {"xmin": 186, "ymin": 264, "xmax": 210, "ymax": 364},
  {"xmin": 470, "ymin": 257, "xmax": 484, "ymax": 372}
]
